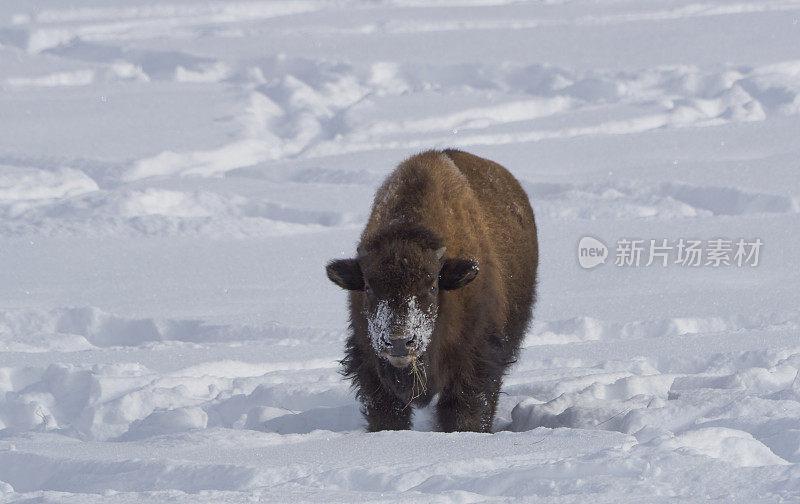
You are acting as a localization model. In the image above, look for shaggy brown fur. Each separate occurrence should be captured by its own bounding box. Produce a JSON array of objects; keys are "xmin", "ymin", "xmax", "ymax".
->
[{"xmin": 326, "ymin": 149, "xmax": 538, "ymax": 432}]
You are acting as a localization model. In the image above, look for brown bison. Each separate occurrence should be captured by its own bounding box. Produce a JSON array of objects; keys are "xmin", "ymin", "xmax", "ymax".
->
[{"xmin": 326, "ymin": 149, "xmax": 538, "ymax": 432}]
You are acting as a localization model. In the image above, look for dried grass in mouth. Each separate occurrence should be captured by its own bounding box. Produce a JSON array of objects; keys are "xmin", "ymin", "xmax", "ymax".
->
[{"xmin": 405, "ymin": 354, "xmax": 428, "ymax": 409}]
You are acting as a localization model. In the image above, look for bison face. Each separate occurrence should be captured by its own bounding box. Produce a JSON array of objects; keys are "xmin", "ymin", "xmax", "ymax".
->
[
  {"xmin": 366, "ymin": 295, "xmax": 434, "ymax": 368},
  {"xmin": 326, "ymin": 243, "xmax": 478, "ymax": 368}
]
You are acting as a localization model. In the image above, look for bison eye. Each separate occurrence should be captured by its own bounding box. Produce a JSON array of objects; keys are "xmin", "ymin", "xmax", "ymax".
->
[
  {"xmin": 365, "ymin": 284, "xmax": 372, "ymax": 295},
  {"xmin": 429, "ymin": 285, "xmax": 436, "ymax": 295}
]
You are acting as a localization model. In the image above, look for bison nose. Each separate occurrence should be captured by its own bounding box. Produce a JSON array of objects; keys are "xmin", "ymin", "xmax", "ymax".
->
[{"xmin": 389, "ymin": 336, "xmax": 414, "ymax": 357}]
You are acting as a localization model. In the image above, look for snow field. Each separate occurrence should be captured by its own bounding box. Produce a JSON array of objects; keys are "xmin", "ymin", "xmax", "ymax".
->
[
  {"xmin": 1, "ymin": 0, "xmax": 800, "ymax": 502},
  {"xmin": 1, "ymin": 305, "xmax": 800, "ymax": 500}
]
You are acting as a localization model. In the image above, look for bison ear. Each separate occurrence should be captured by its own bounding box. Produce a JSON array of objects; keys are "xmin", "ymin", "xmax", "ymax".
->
[
  {"xmin": 439, "ymin": 258, "xmax": 479, "ymax": 290},
  {"xmin": 326, "ymin": 259, "xmax": 364, "ymax": 290}
]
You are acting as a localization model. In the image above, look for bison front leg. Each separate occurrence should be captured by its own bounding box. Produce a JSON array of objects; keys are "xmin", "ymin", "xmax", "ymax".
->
[
  {"xmin": 363, "ymin": 387, "xmax": 412, "ymax": 432},
  {"xmin": 436, "ymin": 386, "xmax": 496, "ymax": 433},
  {"xmin": 355, "ymin": 367, "xmax": 412, "ymax": 432},
  {"xmin": 344, "ymin": 340, "xmax": 413, "ymax": 431},
  {"xmin": 436, "ymin": 350, "xmax": 504, "ymax": 432}
]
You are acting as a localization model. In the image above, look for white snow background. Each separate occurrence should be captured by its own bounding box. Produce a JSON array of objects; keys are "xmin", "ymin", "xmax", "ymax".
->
[{"xmin": 1, "ymin": 0, "xmax": 800, "ymax": 502}]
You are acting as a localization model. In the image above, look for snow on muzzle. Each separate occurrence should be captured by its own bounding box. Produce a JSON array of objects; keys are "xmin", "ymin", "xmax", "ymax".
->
[{"xmin": 367, "ymin": 297, "xmax": 434, "ymax": 362}]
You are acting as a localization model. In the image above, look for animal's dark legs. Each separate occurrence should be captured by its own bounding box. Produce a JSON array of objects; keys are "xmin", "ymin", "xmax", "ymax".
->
[
  {"xmin": 478, "ymin": 375, "xmax": 502, "ymax": 432},
  {"xmin": 356, "ymin": 367, "xmax": 413, "ymax": 431},
  {"xmin": 437, "ymin": 332, "xmax": 508, "ymax": 432},
  {"xmin": 436, "ymin": 385, "xmax": 490, "ymax": 432},
  {"xmin": 436, "ymin": 374, "xmax": 504, "ymax": 433}
]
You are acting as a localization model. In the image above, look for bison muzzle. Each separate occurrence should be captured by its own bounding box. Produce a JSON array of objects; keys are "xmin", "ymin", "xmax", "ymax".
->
[{"xmin": 326, "ymin": 149, "xmax": 538, "ymax": 432}]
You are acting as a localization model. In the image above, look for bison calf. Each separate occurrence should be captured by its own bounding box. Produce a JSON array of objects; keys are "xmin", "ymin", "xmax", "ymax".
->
[{"xmin": 326, "ymin": 149, "xmax": 538, "ymax": 432}]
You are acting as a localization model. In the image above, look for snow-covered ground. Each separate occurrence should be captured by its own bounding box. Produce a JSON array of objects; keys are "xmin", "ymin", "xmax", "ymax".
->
[{"xmin": 1, "ymin": 0, "xmax": 800, "ymax": 501}]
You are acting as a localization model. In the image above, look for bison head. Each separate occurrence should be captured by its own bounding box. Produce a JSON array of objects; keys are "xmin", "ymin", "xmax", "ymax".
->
[{"xmin": 326, "ymin": 236, "xmax": 478, "ymax": 368}]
